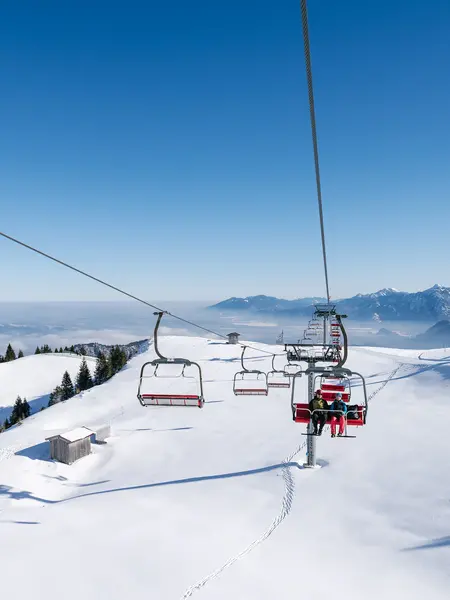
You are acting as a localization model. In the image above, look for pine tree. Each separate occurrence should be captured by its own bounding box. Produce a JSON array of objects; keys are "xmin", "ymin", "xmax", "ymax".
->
[
  {"xmin": 10, "ymin": 396, "xmax": 23, "ymax": 425},
  {"xmin": 35, "ymin": 346, "xmax": 41, "ymax": 354},
  {"xmin": 61, "ymin": 371, "xmax": 74, "ymax": 400},
  {"xmin": 94, "ymin": 351, "xmax": 110, "ymax": 385},
  {"xmin": 41, "ymin": 344, "xmax": 52, "ymax": 353},
  {"xmin": 54, "ymin": 348, "xmax": 58, "ymax": 353},
  {"xmin": 22, "ymin": 398, "xmax": 31, "ymax": 418},
  {"xmin": 109, "ymin": 346, "xmax": 128, "ymax": 375},
  {"xmin": 18, "ymin": 349, "xmax": 24, "ymax": 358},
  {"xmin": 60, "ymin": 347, "xmax": 63, "ymax": 353},
  {"xmin": 76, "ymin": 357, "xmax": 94, "ymax": 391},
  {"xmin": 5, "ymin": 344, "xmax": 16, "ymax": 361},
  {"xmin": 4, "ymin": 418, "xmax": 10, "ymax": 430},
  {"xmin": 48, "ymin": 383, "xmax": 63, "ymax": 406},
  {"xmin": 70, "ymin": 345, "xmax": 75, "ymax": 353}
]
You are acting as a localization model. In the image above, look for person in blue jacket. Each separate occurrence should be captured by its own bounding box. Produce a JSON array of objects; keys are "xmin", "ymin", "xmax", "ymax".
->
[{"xmin": 330, "ymin": 392, "xmax": 347, "ymax": 437}]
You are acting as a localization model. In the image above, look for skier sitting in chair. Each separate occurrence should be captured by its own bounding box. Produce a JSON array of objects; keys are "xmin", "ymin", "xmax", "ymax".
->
[
  {"xmin": 330, "ymin": 392, "xmax": 347, "ymax": 437},
  {"xmin": 309, "ymin": 389, "xmax": 328, "ymax": 436}
]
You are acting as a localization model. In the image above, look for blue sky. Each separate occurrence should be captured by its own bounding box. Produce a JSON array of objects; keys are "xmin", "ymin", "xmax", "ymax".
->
[{"xmin": 1, "ymin": 0, "xmax": 449, "ymax": 302}]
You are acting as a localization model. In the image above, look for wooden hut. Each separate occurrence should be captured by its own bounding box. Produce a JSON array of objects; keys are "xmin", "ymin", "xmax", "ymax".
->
[
  {"xmin": 227, "ymin": 332, "xmax": 240, "ymax": 345},
  {"xmin": 46, "ymin": 427, "xmax": 92, "ymax": 464}
]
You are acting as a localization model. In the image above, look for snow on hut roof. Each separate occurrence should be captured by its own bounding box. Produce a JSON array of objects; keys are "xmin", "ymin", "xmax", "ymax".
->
[{"xmin": 46, "ymin": 427, "xmax": 93, "ymax": 443}]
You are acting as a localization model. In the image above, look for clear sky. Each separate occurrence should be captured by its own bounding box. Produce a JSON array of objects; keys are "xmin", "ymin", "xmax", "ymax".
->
[{"xmin": 1, "ymin": 0, "xmax": 449, "ymax": 302}]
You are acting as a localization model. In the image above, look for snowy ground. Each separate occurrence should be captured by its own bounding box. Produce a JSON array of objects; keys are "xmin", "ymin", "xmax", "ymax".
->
[
  {"xmin": 0, "ymin": 338, "xmax": 449, "ymax": 599},
  {"xmin": 0, "ymin": 352, "xmax": 97, "ymax": 423}
]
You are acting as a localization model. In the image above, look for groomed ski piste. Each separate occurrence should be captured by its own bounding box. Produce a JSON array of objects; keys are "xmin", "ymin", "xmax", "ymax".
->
[{"xmin": 0, "ymin": 337, "xmax": 449, "ymax": 599}]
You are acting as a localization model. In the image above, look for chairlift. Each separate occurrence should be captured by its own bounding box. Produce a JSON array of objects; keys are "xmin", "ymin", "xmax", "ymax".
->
[
  {"xmin": 291, "ymin": 366, "xmax": 368, "ymax": 432},
  {"xmin": 267, "ymin": 355, "xmax": 291, "ymax": 388},
  {"xmin": 233, "ymin": 346, "xmax": 268, "ymax": 395},
  {"xmin": 284, "ymin": 362, "xmax": 303, "ymax": 377},
  {"xmin": 137, "ymin": 312, "xmax": 204, "ymax": 408}
]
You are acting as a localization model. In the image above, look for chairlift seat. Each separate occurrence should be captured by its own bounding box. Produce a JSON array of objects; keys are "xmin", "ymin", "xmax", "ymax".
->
[
  {"xmin": 267, "ymin": 380, "xmax": 291, "ymax": 388},
  {"xmin": 293, "ymin": 403, "xmax": 311, "ymax": 423},
  {"xmin": 140, "ymin": 393, "xmax": 203, "ymax": 407},
  {"xmin": 234, "ymin": 388, "xmax": 268, "ymax": 396},
  {"xmin": 293, "ymin": 403, "xmax": 364, "ymax": 425}
]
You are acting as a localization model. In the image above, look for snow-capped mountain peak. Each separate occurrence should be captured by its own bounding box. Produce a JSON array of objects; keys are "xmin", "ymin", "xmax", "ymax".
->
[{"xmin": 209, "ymin": 285, "xmax": 450, "ymax": 321}]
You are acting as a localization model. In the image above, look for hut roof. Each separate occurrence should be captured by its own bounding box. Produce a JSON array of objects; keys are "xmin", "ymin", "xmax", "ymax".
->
[{"xmin": 46, "ymin": 427, "xmax": 93, "ymax": 443}]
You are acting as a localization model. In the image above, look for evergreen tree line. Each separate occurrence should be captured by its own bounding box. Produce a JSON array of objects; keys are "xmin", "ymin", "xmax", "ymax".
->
[
  {"xmin": 0, "ymin": 342, "xmax": 82, "ymax": 361},
  {"xmin": 2, "ymin": 396, "xmax": 31, "ymax": 431},
  {"xmin": 0, "ymin": 343, "xmax": 24, "ymax": 362},
  {"xmin": 0, "ymin": 344, "xmax": 129, "ymax": 433},
  {"xmin": 35, "ymin": 344, "xmax": 78, "ymax": 354},
  {"xmin": 48, "ymin": 346, "xmax": 128, "ymax": 407},
  {"xmin": 2, "ymin": 342, "xmax": 129, "ymax": 360}
]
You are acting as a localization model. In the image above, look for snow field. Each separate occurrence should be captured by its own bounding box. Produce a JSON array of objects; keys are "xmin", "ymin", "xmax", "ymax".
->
[{"xmin": 0, "ymin": 338, "xmax": 449, "ymax": 599}]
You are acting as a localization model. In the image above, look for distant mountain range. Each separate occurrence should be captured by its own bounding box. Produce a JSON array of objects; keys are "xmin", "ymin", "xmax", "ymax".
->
[
  {"xmin": 209, "ymin": 285, "xmax": 450, "ymax": 322},
  {"xmin": 375, "ymin": 320, "xmax": 450, "ymax": 349}
]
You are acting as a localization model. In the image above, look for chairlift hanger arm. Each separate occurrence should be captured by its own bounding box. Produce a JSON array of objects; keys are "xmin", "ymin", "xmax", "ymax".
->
[
  {"xmin": 240, "ymin": 346, "xmax": 250, "ymax": 372},
  {"xmin": 270, "ymin": 354, "xmax": 286, "ymax": 374},
  {"xmin": 335, "ymin": 314, "xmax": 348, "ymax": 368},
  {"xmin": 151, "ymin": 311, "xmax": 193, "ymax": 365},
  {"xmin": 153, "ymin": 311, "xmax": 166, "ymax": 360}
]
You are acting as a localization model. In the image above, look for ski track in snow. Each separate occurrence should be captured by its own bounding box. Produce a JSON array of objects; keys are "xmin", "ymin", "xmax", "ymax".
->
[
  {"xmin": 181, "ymin": 363, "xmax": 404, "ymax": 599},
  {"xmin": 181, "ymin": 440, "xmax": 305, "ymax": 599},
  {"xmin": 0, "ymin": 446, "xmax": 18, "ymax": 463}
]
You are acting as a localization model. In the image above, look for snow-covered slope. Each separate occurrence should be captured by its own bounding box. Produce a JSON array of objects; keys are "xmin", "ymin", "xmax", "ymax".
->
[
  {"xmin": 0, "ymin": 353, "xmax": 97, "ymax": 423},
  {"xmin": 0, "ymin": 338, "xmax": 449, "ymax": 600}
]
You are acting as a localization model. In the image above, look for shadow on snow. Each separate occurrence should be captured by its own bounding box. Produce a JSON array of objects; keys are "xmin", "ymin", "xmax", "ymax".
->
[
  {"xmin": 15, "ymin": 441, "xmax": 53, "ymax": 462},
  {"xmin": 0, "ymin": 460, "xmax": 306, "ymax": 506},
  {"xmin": 402, "ymin": 536, "xmax": 450, "ymax": 552}
]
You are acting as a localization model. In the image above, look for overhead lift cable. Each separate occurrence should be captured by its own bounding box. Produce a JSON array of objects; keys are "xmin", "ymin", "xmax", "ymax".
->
[
  {"xmin": 300, "ymin": 0, "xmax": 331, "ymax": 303},
  {"xmin": 0, "ymin": 230, "xmax": 278, "ymax": 357}
]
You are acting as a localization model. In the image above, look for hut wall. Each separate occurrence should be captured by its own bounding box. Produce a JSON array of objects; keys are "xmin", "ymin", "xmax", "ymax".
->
[
  {"xmin": 94, "ymin": 425, "xmax": 111, "ymax": 443},
  {"xmin": 67, "ymin": 437, "xmax": 91, "ymax": 464},
  {"xmin": 49, "ymin": 437, "xmax": 70, "ymax": 464},
  {"xmin": 49, "ymin": 436, "xmax": 91, "ymax": 464}
]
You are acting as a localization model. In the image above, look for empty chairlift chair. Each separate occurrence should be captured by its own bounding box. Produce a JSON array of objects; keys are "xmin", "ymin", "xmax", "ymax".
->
[
  {"xmin": 233, "ymin": 346, "xmax": 268, "ymax": 396},
  {"xmin": 137, "ymin": 312, "xmax": 205, "ymax": 408},
  {"xmin": 284, "ymin": 362, "xmax": 303, "ymax": 377},
  {"xmin": 267, "ymin": 354, "xmax": 291, "ymax": 389}
]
